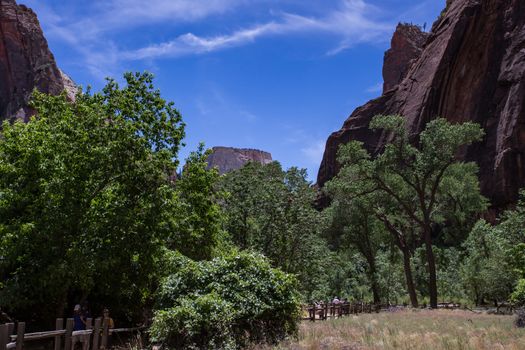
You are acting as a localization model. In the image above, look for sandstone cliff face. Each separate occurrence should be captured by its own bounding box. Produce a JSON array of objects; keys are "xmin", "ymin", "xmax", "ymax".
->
[
  {"xmin": 207, "ymin": 147, "xmax": 273, "ymax": 175},
  {"xmin": 383, "ymin": 24, "xmax": 428, "ymax": 93},
  {"xmin": 318, "ymin": 0, "xmax": 525, "ymax": 208},
  {"xmin": 0, "ymin": 0, "xmax": 74, "ymax": 121}
]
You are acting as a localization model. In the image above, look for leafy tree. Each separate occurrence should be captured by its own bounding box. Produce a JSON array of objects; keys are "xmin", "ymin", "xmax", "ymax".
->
[
  {"xmin": 218, "ymin": 162, "xmax": 332, "ymax": 300},
  {"xmin": 460, "ymin": 221, "xmax": 517, "ymax": 305},
  {"xmin": 150, "ymin": 250, "xmax": 300, "ymax": 349},
  {"xmin": 324, "ymin": 197, "xmax": 386, "ymax": 304},
  {"xmin": 168, "ymin": 143, "xmax": 226, "ymax": 261},
  {"xmin": 327, "ymin": 115, "xmax": 486, "ymax": 307},
  {"xmin": 0, "ymin": 72, "xmax": 185, "ymax": 323}
]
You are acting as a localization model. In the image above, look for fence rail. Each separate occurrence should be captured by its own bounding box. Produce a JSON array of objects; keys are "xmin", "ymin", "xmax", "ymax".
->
[
  {"xmin": 302, "ymin": 301, "xmax": 464, "ymax": 321},
  {"xmin": 0, "ymin": 318, "xmax": 143, "ymax": 350}
]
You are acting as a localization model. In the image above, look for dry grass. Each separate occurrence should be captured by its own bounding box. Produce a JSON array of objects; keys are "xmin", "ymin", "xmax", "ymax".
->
[{"xmin": 265, "ymin": 310, "xmax": 525, "ymax": 350}]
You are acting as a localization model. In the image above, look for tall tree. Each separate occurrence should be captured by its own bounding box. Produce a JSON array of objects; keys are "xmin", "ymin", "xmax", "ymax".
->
[
  {"xmin": 168, "ymin": 143, "xmax": 226, "ymax": 261},
  {"xmin": 0, "ymin": 72, "xmax": 185, "ymax": 323},
  {"xmin": 328, "ymin": 115, "xmax": 486, "ymax": 308},
  {"xmin": 218, "ymin": 162, "xmax": 332, "ymax": 300},
  {"xmin": 324, "ymin": 197, "xmax": 386, "ymax": 304}
]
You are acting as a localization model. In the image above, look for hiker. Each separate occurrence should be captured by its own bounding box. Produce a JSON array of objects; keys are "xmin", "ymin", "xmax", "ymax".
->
[
  {"xmin": 72, "ymin": 304, "xmax": 87, "ymax": 350},
  {"xmin": 73, "ymin": 304, "xmax": 86, "ymax": 331},
  {"xmin": 101, "ymin": 308, "xmax": 115, "ymax": 349},
  {"xmin": 102, "ymin": 308, "xmax": 115, "ymax": 329},
  {"xmin": 0, "ymin": 307, "xmax": 12, "ymax": 323}
]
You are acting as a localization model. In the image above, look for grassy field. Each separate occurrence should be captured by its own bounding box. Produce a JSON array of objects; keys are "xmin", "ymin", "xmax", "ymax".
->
[{"xmin": 266, "ymin": 310, "xmax": 525, "ymax": 350}]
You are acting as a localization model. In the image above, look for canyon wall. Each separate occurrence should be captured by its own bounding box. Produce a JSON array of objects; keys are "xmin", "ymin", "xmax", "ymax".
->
[
  {"xmin": 318, "ymin": 0, "xmax": 525, "ymax": 208},
  {"xmin": 0, "ymin": 0, "xmax": 74, "ymax": 121}
]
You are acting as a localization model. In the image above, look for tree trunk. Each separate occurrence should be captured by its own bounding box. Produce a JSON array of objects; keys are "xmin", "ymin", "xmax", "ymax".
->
[
  {"xmin": 365, "ymin": 255, "xmax": 381, "ymax": 305},
  {"xmin": 424, "ymin": 227, "xmax": 438, "ymax": 308},
  {"xmin": 401, "ymin": 246, "xmax": 418, "ymax": 308}
]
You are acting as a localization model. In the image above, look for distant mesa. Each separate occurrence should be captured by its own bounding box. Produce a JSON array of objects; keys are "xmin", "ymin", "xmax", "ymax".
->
[
  {"xmin": 0, "ymin": 0, "xmax": 76, "ymax": 122},
  {"xmin": 207, "ymin": 147, "xmax": 273, "ymax": 175}
]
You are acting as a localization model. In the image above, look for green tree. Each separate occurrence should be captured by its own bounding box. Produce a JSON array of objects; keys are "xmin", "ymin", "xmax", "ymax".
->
[
  {"xmin": 0, "ymin": 72, "xmax": 185, "ymax": 323},
  {"xmin": 327, "ymin": 115, "xmax": 486, "ymax": 308},
  {"xmin": 461, "ymin": 221, "xmax": 517, "ymax": 305},
  {"xmin": 218, "ymin": 162, "xmax": 332, "ymax": 300},
  {"xmin": 168, "ymin": 143, "xmax": 226, "ymax": 261},
  {"xmin": 324, "ymin": 197, "xmax": 386, "ymax": 304}
]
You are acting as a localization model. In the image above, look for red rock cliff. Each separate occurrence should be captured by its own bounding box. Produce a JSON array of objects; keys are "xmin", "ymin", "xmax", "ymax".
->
[
  {"xmin": 207, "ymin": 147, "xmax": 273, "ymax": 175},
  {"xmin": 0, "ymin": 0, "xmax": 73, "ymax": 121},
  {"xmin": 383, "ymin": 23, "xmax": 428, "ymax": 93},
  {"xmin": 318, "ymin": 0, "xmax": 525, "ymax": 208}
]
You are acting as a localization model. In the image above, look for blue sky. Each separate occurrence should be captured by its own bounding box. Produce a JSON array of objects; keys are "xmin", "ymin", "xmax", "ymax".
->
[{"xmin": 21, "ymin": 0, "xmax": 444, "ymax": 181}]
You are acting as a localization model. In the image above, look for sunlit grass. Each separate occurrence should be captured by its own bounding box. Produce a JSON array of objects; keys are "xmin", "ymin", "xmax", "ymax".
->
[{"xmin": 264, "ymin": 310, "xmax": 525, "ymax": 350}]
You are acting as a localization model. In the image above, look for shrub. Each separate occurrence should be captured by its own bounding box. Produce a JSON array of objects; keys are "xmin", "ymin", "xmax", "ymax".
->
[
  {"xmin": 514, "ymin": 309, "xmax": 525, "ymax": 328},
  {"xmin": 150, "ymin": 251, "xmax": 301, "ymax": 349},
  {"xmin": 511, "ymin": 279, "xmax": 525, "ymax": 306}
]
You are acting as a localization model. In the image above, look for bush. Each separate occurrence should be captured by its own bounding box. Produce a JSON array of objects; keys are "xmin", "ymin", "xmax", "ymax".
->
[
  {"xmin": 514, "ymin": 309, "xmax": 525, "ymax": 328},
  {"xmin": 511, "ymin": 279, "xmax": 525, "ymax": 306},
  {"xmin": 150, "ymin": 251, "xmax": 301, "ymax": 349}
]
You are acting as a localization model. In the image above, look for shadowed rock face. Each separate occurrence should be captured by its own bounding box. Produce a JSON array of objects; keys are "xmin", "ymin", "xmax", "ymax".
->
[
  {"xmin": 318, "ymin": 0, "xmax": 525, "ymax": 209},
  {"xmin": 0, "ymin": 0, "xmax": 74, "ymax": 121},
  {"xmin": 207, "ymin": 147, "xmax": 273, "ymax": 175}
]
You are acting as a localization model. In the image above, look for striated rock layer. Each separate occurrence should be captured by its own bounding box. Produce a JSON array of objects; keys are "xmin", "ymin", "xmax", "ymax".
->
[
  {"xmin": 207, "ymin": 147, "xmax": 273, "ymax": 175},
  {"xmin": 0, "ymin": 0, "xmax": 74, "ymax": 121},
  {"xmin": 318, "ymin": 0, "xmax": 525, "ymax": 208}
]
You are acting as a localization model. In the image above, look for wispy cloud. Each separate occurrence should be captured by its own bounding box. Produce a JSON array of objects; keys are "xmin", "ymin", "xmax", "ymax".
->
[
  {"xmin": 123, "ymin": 0, "xmax": 392, "ymax": 60},
  {"xmin": 27, "ymin": 0, "xmax": 393, "ymax": 80}
]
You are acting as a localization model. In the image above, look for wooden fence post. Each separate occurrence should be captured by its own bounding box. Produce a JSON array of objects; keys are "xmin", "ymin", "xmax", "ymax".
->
[
  {"xmin": 64, "ymin": 318, "xmax": 74, "ymax": 350},
  {"xmin": 6, "ymin": 324, "xmax": 14, "ymax": 341},
  {"xmin": 92, "ymin": 318, "xmax": 101, "ymax": 350},
  {"xmin": 15, "ymin": 322, "xmax": 25, "ymax": 350},
  {"xmin": 0, "ymin": 324, "xmax": 8, "ymax": 350},
  {"xmin": 85, "ymin": 319, "xmax": 93, "ymax": 350},
  {"xmin": 55, "ymin": 318, "xmax": 64, "ymax": 350},
  {"xmin": 101, "ymin": 318, "xmax": 108, "ymax": 349}
]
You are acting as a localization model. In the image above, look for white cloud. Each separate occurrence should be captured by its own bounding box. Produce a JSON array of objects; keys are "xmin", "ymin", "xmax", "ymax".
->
[{"xmin": 29, "ymin": 0, "xmax": 393, "ymax": 80}]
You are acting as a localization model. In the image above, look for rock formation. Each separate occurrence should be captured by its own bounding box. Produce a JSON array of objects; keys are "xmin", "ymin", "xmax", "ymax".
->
[
  {"xmin": 318, "ymin": 0, "xmax": 525, "ymax": 208},
  {"xmin": 383, "ymin": 24, "xmax": 429, "ymax": 93},
  {"xmin": 207, "ymin": 147, "xmax": 273, "ymax": 175},
  {"xmin": 0, "ymin": 0, "xmax": 75, "ymax": 122}
]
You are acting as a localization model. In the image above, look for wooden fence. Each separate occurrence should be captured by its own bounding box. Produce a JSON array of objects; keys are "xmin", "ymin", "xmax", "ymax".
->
[
  {"xmin": 0, "ymin": 318, "xmax": 143, "ymax": 350},
  {"xmin": 302, "ymin": 301, "xmax": 463, "ymax": 321}
]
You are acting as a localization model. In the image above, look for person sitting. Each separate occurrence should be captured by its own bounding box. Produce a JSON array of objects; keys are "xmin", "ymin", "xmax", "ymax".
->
[{"xmin": 332, "ymin": 296, "xmax": 341, "ymax": 304}]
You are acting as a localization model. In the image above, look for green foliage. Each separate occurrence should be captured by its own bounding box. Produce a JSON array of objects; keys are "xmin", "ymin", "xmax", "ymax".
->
[
  {"xmin": 460, "ymin": 221, "xmax": 517, "ymax": 304},
  {"xmin": 151, "ymin": 251, "xmax": 301, "ymax": 349},
  {"xmin": 324, "ymin": 197, "xmax": 387, "ymax": 303},
  {"xmin": 511, "ymin": 279, "xmax": 525, "ymax": 306},
  {"xmin": 0, "ymin": 72, "xmax": 185, "ymax": 322},
  {"xmin": 169, "ymin": 143, "xmax": 226, "ymax": 260},
  {"xmin": 218, "ymin": 162, "xmax": 332, "ymax": 300},
  {"xmin": 326, "ymin": 115, "xmax": 486, "ymax": 307}
]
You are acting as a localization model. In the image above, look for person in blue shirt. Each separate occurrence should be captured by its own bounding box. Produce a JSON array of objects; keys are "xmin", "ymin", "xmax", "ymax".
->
[{"xmin": 73, "ymin": 304, "xmax": 86, "ymax": 331}]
